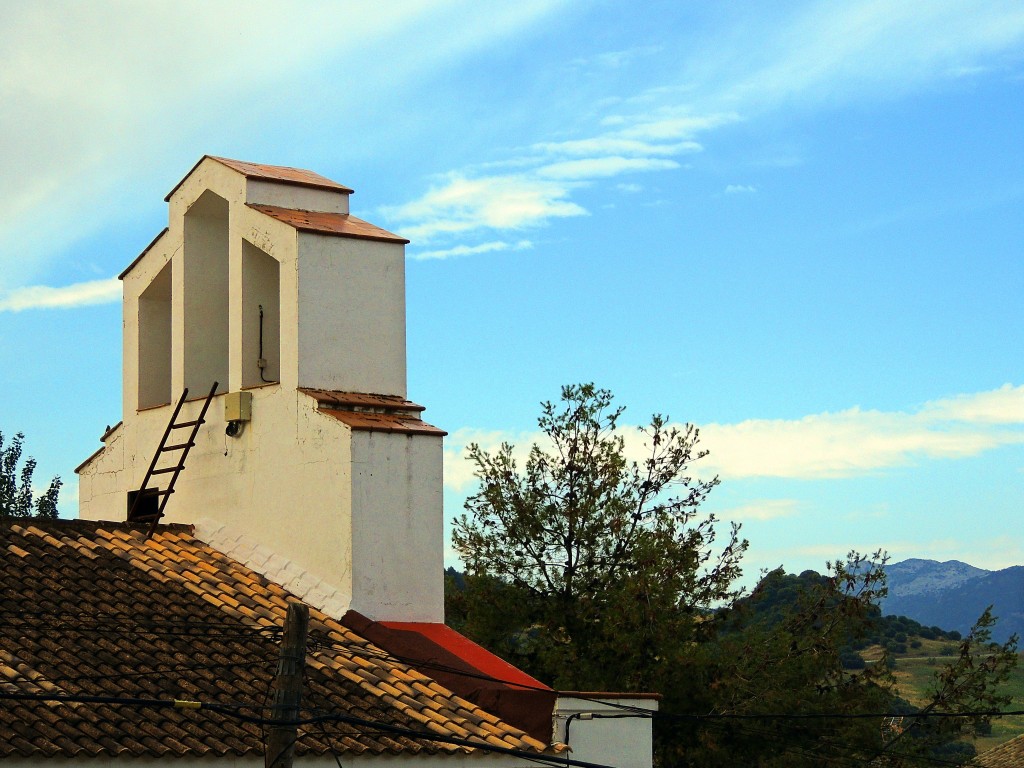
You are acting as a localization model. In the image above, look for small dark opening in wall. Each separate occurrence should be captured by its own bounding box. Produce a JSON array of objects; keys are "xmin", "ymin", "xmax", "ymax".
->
[{"xmin": 127, "ymin": 489, "xmax": 160, "ymax": 521}]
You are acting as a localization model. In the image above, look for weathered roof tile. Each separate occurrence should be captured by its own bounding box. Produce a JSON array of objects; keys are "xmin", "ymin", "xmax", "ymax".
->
[
  {"xmin": 0, "ymin": 518, "xmax": 555, "ymax": 758},
  {"xmin": 248, "ymin": 203, "xmax": 408, "ymax": 243}
]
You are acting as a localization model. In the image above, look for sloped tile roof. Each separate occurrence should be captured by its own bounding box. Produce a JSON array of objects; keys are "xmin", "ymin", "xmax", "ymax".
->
[
  {"xmin": 319, "ymin": 410, "xmax": 447, "ymax": 436},
  {"xmin": 248, "ymin": 204, "xmax": 409, "ymax": 244},
  {"xmin": 299, "ymin": 390, "xmax": 427, "ymax": 412},
  {"xmin": 300, "ymin": 389, "xmax": 447, "ymax": 436},
  {"xmin": 0, "ymin": 518, "xmax": 553, "ymax": 758},
  {"xmin": 210, "ymin": 157, "xmax": 353, "ymax": 193},
  {"xmin": 974, "ymin": 734, "xmax": 1024, "ymax": 767},
  {"xmin": 165, "ymin": 156, "xmax": 353, "ymax": 201}
]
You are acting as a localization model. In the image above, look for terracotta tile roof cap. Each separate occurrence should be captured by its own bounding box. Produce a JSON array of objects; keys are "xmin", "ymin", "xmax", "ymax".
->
[
  {"xmin": 248, "ymin": 204, "xmax": 408, "ymax": 244},
  {"xmin": 975, "ymin": 734, "xmax": 1024, "ymax": 766},
  {"xmin": 299, "ymin": 389, "xmax": 426, "ymax": 412},
  {"xmin": 165, "ymin": 155, "xmax": 353, "ymax": 202},
  {"xmin": 299, "ymin": 389, "xmax": 446, "ymax": 436},
  {"xmin": 320, "ymin": 409, "xmax": 447, "ymax": 436}
]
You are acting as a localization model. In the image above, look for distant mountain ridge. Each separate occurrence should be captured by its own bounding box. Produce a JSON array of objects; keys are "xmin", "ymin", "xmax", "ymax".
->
[{"xmin": 881, "ymin": 558, "xmax": 1024, "ymax": 644}]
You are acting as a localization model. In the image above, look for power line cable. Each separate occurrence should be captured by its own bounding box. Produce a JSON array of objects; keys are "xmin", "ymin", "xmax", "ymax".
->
[
  {"xmin": 309, "ymin": 634, "xmax": 1023, "ymax": 726},
  {"xmin": 4, "ymin": 610, "xmax": 1016, "ymax": 728},
  {"xmin": 696, "ymin": 707, "xmax": 978, "ymax": 768},
  {"xmin": 0, "ymin": 690, "xmax": 619, "ymax": 768}
]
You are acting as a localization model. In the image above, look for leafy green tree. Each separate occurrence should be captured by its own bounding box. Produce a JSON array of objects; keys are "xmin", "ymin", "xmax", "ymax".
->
[
  {"xmin": 876, "ymin": 607, "xmax": 1018, "ymax": 764},
  {"xmin": 0, "ymin": 431, "xmax": 61, "ymax": 518},
  {"xmin": 450, "ymin": 384, "xmax": 1018, "ymax": 767},
  {"xmin": 452, "ymin": 383, "xmax": 745, "ymax": 691},
  {"xmin": 663, "ymin": 555, "xmax": 899, "ymax": 767}
]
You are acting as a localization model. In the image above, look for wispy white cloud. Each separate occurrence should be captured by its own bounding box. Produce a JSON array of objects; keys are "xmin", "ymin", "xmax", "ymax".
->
[
  {"xmin": 384, "ymin": 110, "xmax": 731, "ymax": 244},
  {"xmin": 386, "ymin": 174, "xmax": 588, "ymax": 242},
  {"xmin": 0, "ymin": 0, "xmax": 569, "ymax": 289},
  {"xmin": 443, "ymin": 386, "xmax": 1024, "ymax": 490},
  {"xmin": 922, "ymin": 384, "xmax": 1024, "ymax": 425},
  {"xmin": 536, "ymin": 156, "xmax": 679, "ymax": 180},
  {"xmin": 715, "ymin": 499, "xmax": 801, "ymax": 522},
  {"xmin": 612, "ymin": 113, "xmax": 740, "ymax": 140},
  {"xmin": 571, "ymin": 45, "xmax": 664, "ymax": 70},
  {"xmin": 699, "ymin": 386, "xmax": 1024, "ymax": 480},
  {"xmin": 444, "ymin": 427, "xmax": 553, "ymax": 493},
  {"xmin": 532, "ymin": 137, "xmax": 700, "ymax": 157},
  {"xmin": 0, "ymin": 277, "xmax": 120, "ymax": 312},
  {"xmin": 386, "ymin": 3, "xmax": 1024, "ymax": 258},
  {"xmin": 725, "ymin": 184, "xmax": 757, "ymax": 194},
  {"xmin": 709, "ymin": 2, "xmax": 1024, "ymax": 112},
  {"xmin": 411, "ymin": 239, "xmax": 532, "ymax": 261}
]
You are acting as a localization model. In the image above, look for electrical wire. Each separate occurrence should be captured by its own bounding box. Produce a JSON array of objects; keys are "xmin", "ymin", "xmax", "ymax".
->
[
  {"xmin": 0, "ymin": 612, "xmax": 284, "ymax": 653},
  {"xmin": 3, "ymin": 610, "xmax": 1015, "ymax": 728},
  {"xmin": 28, "ymin": 659, "xmax": 275, "ymax": 686},
  {"xmin": 308, "ymin": 634, "xmax": 1024, "ymax": 725},
  {"xmin": 304, "ymin": 686, "xmax": 346, "ymax": 768},
  {"xmin": 2, "ymin": 605, "xmax": 1014, "ymax": 768},
  {"xmin": 0, "ymin": 689, "xmax": 619, "ymax": 768},
  {"xmin": 695, "ymin": 708, "xmax": 978, "ymax": 768}
]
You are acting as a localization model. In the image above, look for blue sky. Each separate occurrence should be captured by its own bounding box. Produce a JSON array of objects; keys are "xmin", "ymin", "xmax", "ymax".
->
[{"xmin": 1, "ymin": 1, "xmax": 1022, "ymax": 582}]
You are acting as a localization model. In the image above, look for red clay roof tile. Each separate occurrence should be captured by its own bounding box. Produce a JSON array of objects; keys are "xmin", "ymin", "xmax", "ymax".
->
[
  {"xmin": 0, "ymin": 518, "xmax": 556, "ymax": 759},
  {"xmin": 298, "ymin": 388, "xmax": 447, "ymax": 436},
  {"xmin": 164, "ymin": 156, "xmax": 353, "ymax": 202},
  {"xmin": 248, "ymin": 203, "xmax": 409, "ymax": 243},
  {"xmin": 975, "ymin": 734, "xmax": 1024, "ymax": 766}
]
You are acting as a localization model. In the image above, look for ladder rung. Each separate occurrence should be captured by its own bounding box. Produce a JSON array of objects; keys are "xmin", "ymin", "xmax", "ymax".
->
[
  {"xmin": 160, "ymin": 442, "xmax": 194, "ymax": 451},
  {"xmin": 151, "ymin": 465, "xmax": 184, "ymax": 474},
  {"xmin": 151, "ymin": 489, "xmax": 174, "ymax": 497},
  {"xmin": 171, "ymin": 420, "xmax": 203, "ymax": 429}
]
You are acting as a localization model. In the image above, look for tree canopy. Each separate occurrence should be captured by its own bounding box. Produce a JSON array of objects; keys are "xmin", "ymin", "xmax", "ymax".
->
[
  {"xmin": 452, "ymin": 383, "xmax": 745, "ymax": 691},
  {"xmin": 448, "ymin": 384, "xmax": 1018, "ymax": 767},
  {"xmin": 0, "ymin": 430, "xmax": 61, "ymax": 518}
]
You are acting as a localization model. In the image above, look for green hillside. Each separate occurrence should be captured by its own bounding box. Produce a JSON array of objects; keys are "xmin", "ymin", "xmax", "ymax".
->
[{"xmin": 860, "ymin": 638, "xmax": 1024, "ymax": 753}]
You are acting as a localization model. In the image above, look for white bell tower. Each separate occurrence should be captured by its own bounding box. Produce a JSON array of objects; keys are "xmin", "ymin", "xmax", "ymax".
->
[{"xmin": 78, "ymin": 156, "xmax": 445, "ymax": 622}]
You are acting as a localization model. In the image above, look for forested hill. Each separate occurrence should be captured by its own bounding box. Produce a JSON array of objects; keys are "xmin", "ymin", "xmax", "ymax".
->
[
  {"xmin": 882, "ymin": 559, "xmax": 1024, "ymax": 644},
  {"xmin": 730, "ymin": 568, "xmax": 962, "ymax": 649},
  {"xmin": 446, "ymin": 565, "xmax": 965, "ymax": 648}
]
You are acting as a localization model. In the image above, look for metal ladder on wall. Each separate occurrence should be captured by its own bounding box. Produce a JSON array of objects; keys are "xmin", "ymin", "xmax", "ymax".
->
[{"xmin": 128, "ymin": 381, "xmax": 218, "ymax": 536}]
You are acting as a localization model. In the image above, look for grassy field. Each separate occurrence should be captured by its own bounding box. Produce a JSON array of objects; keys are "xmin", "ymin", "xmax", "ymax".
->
[{"xmin": 861, "ymin": 638, "xmax": 1024, "ymax": 754}]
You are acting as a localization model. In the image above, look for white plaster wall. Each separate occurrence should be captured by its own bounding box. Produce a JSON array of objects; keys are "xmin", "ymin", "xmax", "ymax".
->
[
  {"xmin": 241, "ymin": 240, "xmax": 281, "ymax": 387},
  {"xmin": 183, "ymin": 190, "xmax": 230, "ymax": 395},
  {"xmin": 350, "ymin": 430, "xmax": 444, "ymax": 623},
  {"xmin": 78, "ymin": 387, "xmax": 355, "ymax": 608},
  {"xmin": 81, "ymin": 157, "xmax": 437, "ymax": 626},
  {"xmin": 246, "ymin": 178, "xmax": 349, "ymax": 213},
  {"xmin": 237, "ymin": 202, "xmax": 300, "ymax": 391},
  {"xmin": 118, "ymin": 156, "xmax": 399, "ymax": 418},
  {"xmin": 553, "ymin": 696, "xmax": 657, "ymax": 768},
  {"xmin": 296, "ymin": 234, "xmax": 407, "ymax": 398},
  {"xmin": 136, "ymin": 262, "xmax": 172, "ymax": 409},
  {"xmin": 122, "ymin": 231, "xmax": 176, "ymax": 415}
]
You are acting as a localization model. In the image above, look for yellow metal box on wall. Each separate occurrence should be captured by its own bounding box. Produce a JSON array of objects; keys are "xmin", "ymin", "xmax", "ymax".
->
[{"xmin": 224, "ymin": 391, "xmax": 252, "ymax": 422}]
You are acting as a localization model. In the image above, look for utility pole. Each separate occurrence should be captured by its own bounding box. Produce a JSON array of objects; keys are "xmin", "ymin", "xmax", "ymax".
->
[{"xmin": 266, "ymin": 601, "xmax": 310, "ymax": 768}]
